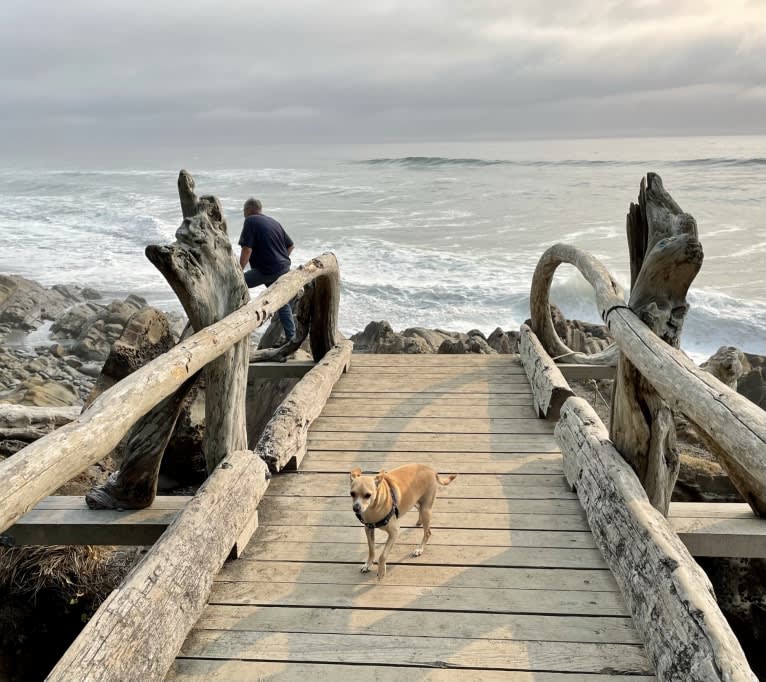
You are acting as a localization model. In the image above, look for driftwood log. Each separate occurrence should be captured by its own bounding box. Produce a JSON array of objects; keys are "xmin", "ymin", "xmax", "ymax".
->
[
  {"xmin": 258, "ymin": 340, "xmax": 352, "ymax": 472},
  {"xmin": 48, "ymin": 450, "xmax": 270, "ymax": 682},
  {"xmin": 610, "ymin": 174, "xmax": 703, "ymax": 514},
  {"xmin": 0, "ymin": 404, "xmax": 80, "ymax": 441},
  {"xmin": 146, "ymin": 170, "xmax": 250, "ymax": 473},
  {"xmin": 251, "ymin": 281, "xmax": 314, "ymax": 363},
  {"xmin": 558, "ymin": 397, "xmax": 756, "ymax": 681},
  {"xmin": 0, "ymin": 253, "xmax": 341, "ymax": 533},
  {"xmin": 519, "ymin": 324, "xmax": 573, "ymax": 420}
]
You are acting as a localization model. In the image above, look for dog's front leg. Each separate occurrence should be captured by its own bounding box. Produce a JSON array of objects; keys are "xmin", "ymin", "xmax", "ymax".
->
[
  {"xmin": 376, "ymin": 521, "xmax": 399, "ymax": 581},
  {"xmin": 361, "ymin": 527, "xmax": 375, "ymax": 572}
]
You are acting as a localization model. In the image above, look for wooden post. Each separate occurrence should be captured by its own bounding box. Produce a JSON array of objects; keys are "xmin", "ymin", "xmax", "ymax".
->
[
  {"xmin": 610, "ymin": 174, "xmax": 703, "ymax": 515},
  {"xmin": 146, "ymin": 170, "xmax": 250, "ymax": 472}
]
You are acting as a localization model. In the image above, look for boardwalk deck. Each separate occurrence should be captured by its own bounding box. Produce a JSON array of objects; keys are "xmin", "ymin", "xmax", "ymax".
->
[{"xmin": 168, "ymin": 355, "xmax": 655, "ymax": 680}]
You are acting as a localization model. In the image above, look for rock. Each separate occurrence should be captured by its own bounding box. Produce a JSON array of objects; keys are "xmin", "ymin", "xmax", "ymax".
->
[
  {"xmin": 4, "ymin": 380, "xmax": 80, "ymax": 407},
  {"xmin": 487, "ymin": 328, "xmax": 518, "ymax": 354},
  {"xmin": 51, "ymin": 302, "xmax": 105, "ymax": 339},
  {"xmin": 438, "ymin": 339, "xmax": 466, "ymax": 354},
  {"xmin": 525, "ymin": 304, "xmax": 613, "ymax": 355},
  {"xmin": 351, "ymin": 321, "xmax": 431, "ymax": 354},
  {"xmin": 672, "ymin": 453, "xmax": 742, "ymax": 503},
  {"xmin": 0, "ymin": 275, "xmax": 87, "ymax": 335},
  {"xmin": 49, "ymin": 344, "xmax": 67, "ymax": 359}
]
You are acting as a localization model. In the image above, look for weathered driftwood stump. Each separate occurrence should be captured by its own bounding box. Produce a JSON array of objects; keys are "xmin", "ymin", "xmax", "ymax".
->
[
  {"xmin": 610, "ymin": 173, "xmax": 703, "ymax": 514},
  {"xmin": 146, "ymin": 170, "xmax": 250, "ymax": 473},
  {"xmin": 84, "ymin": 309, "xmax": 197, "ymax": 509}
]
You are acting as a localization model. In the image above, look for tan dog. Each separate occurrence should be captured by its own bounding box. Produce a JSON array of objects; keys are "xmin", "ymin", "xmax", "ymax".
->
[{"xmin": 349, "ymin": 464, "xmax": 457, "ymax": 580}]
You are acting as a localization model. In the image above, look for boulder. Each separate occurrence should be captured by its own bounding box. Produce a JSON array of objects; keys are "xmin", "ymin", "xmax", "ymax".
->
[
  {"xmin": 351, "ymin": 321, "xmax": 432, "ymax": 354},
  {"xmin": 0, "ymin": 275, "xmax": 88, "ymax": 336},
  {"xmin": 487, "ymin": 327, "xmax": 518, "ymax": 354}
]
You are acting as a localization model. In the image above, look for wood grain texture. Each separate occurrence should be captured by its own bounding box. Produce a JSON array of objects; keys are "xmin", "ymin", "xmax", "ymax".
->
[
  {"xmin": 557, "ymin": 397, "xmax": 756, "ymax": 681},
  {"xmin": 257, "ymin": 341, "xmax": 352, "ymax": 472},
  {"xmin": 48, "ymin": 450, "xmax": 270, "ymax": 682},
  {"xmin": 519, "ymin": 324, "xmax": 574, "ymax": 419}
]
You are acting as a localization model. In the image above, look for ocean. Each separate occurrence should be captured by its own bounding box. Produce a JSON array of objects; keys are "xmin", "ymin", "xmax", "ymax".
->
[{"xmin": 1, "ymin": 135, "xmax": 764, "ymax": 362}]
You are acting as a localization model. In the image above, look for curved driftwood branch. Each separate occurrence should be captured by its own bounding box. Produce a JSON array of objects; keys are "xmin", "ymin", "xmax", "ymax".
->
[
  {"xmin": 558, "ymin": 397, "xmax": 756, "ymax": 681},
  {"xmin": 258, "ymin": 340, "xmax": 352, "ymax": 472},
  {"xmin": 49, "ymin": 450, "xmax": 270, "ymax": 682},
  {"xmin": 251, "ymin": 282, "xmax": 314, "ymax": 363},
  {"xmin": 529, "ymin": 245, "xmax": 622, "ymax": 365},
  {"xmin": 0, "ymin": 253, "xmax": 341, "ymax": 534},
  {"xmin": 611, "ymin": 173, "xmax": 703, "ymax": 513},
  {"xmin": 146, "ymin": 170, "xmax": 250, "ymax": 472},
  {"xmin": 529, "ymin": 245, "xmax": 766, "ymax": 515}
]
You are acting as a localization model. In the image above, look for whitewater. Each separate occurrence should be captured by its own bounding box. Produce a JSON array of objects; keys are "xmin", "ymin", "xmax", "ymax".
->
[{"xmin": 1, "ymin": 135, "xmax": 764, "ymax": 362}]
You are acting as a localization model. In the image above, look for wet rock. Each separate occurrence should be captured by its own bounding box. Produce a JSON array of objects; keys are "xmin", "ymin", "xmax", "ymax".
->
[
  {"xmin": 526, "ymin": 303, "xmax": 613, "ymax": 355},
  {"xmin": 4, "ymin": 380, "xmax": 80, "ymax": 407}
]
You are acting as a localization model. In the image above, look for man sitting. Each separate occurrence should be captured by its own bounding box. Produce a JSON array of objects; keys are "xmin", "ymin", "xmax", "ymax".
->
[{"xmin": 238, "ymin": 197, "xmax": 296, "ymax": 343}]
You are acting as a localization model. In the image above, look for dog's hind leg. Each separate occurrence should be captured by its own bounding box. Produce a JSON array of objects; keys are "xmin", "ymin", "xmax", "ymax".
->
[{"xmin": 412, "ymin": 506, "xmax": 432, "ymax": 557}]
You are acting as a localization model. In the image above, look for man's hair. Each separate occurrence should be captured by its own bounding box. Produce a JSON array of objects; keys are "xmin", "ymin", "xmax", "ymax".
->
[{"xmin": 243, "ymin": 197, "xmax": 262, "ymax": 213}]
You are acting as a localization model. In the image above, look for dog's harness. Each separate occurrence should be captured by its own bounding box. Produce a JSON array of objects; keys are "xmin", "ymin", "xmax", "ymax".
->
[{"xmin": 355, "ymin": 485, "xmax": 399, "ymax": 529}]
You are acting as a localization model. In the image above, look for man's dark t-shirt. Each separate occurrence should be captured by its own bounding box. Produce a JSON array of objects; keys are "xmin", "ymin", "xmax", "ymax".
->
[{"xmin": 238, "ymin": 214, "xmax": 294, "ymax": 277}]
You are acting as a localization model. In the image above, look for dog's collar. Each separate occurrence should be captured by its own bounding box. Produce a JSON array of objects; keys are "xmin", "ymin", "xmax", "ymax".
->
[{"xmin": 355, "ymin": 484, "xmax": 399, "ymax": 529}]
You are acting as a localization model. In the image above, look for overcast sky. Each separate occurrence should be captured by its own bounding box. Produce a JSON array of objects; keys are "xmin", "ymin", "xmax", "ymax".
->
[{"xmin": 1, "ymin": 0, "xmax": 764, "ymax": 157}]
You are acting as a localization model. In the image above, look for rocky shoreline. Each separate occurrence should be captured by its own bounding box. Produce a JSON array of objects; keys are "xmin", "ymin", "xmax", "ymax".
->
[{"xmin": 1, "ymin": 274, "xmax": 765, "ymax": 677}]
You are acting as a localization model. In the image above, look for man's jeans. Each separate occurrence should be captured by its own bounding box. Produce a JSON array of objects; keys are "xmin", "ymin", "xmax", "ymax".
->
[{"xmin": 244, "ymin": 268, "xmax": 296, "ymax": 339}]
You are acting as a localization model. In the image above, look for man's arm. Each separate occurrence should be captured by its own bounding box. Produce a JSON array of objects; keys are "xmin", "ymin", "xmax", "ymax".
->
[
  {"xmin": 239, "ymin": 246, "xmax": 252, "ymax": 269},
  {"xmin": 287, "ymin": 245, "xmax": 294, "ymax": 256}
]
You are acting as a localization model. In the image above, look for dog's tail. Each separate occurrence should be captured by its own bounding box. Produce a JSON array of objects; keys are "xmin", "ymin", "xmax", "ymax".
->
[{"xmin": 436, "ymin": 473, "xmax": 458, "ymax": 486}]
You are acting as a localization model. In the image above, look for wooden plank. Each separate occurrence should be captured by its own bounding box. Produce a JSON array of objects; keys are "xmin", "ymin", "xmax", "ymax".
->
[
  {"xmin": 329, "ymin": 393, "xmax": 534, "ymax": 404},
  {"xmin": 558, "ymin": 363, "xmax": 616, "ymax": 381},
  {"xmin": 249, "ymin": 525, "xmax": 597, "ymax": 549},
  {"xmin": 257, "ymin": 508, "xmax": 590, "ymax": 531},
  {"xmin": 350, "ymin": 354, "xmax": 522, "ymax": 364},
  {"xmin": 179, "ymin": 630, "xmax": 650, "ymax": 673},
  {"xmin": 266, "ymin": 473, "xmax": 574, "ymax": 499},
  {"xmin": 169, "ymin": 659, "xmax": 656, "ymax": 682},
  {"xmin": 215, "ymin": 560, "xmax": 616, "ymax": 592},
  {"xmin": 321, "ymin": 402, "xmax": 539, "ymax": 418},
  {"xmin": 261, "ymin": 494, "xmax": 583, "ymax": 515},
  {"xmin": 311, "ymin": 416, "xmax": 554, "ymax": 434},
  {"xmin": 306, "ymin": 433, "xmax": 559, "ymax": 452},
  {"xmin": 345, "ymin": 370, "xmax": 531, "ymax": 378},
  {"xmin": 209, "ymin": 581, "xmax": 628, "ymax": 616},
  {"xmin": 300, "ymin": 453, "xmax": 565, "ymax": 474},
  {"xmin": 334, "ymin": 379, "xmax": 533, "ymax": 394},
  {"xmin": 32, "ymin": 495, "xmax": 191, "ymax": 510},
  {"xmin": 519, "ymin": 324, "xmax": 574, "ymax": 420},
  {"xmin": 241, "ymin": 540, "xmax": 609, "ymax": 569},
  {"xmin": 670, "ymin": 517, "xmax": 766, "ymax": 558},
  {"xmin": 669, "ymin": 502, "xmax": 756, "ymax": 518},
  {"xmin": 247, "ymin": 360, "xmax": 314, "ymax": 380},
  {"xmin": 193, "ymin": 603, "xmax": 639, "ymax": 643}
]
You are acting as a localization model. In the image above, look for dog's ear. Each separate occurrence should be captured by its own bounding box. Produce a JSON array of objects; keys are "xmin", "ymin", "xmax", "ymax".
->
[
  {"xmin": 374, "ymin": 470, "xmax": 387, "ymax": 487},
  {"xmin": 349, "ymin": 467, "xmax": 362, "ymax": 481}
]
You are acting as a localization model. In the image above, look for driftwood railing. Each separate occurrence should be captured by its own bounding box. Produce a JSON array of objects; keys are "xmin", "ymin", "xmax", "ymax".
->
[
  {"xmin": 523, "ymin": 173, "xmax": 763, "ymax": 681},
  {"xmin": 0, "ymin": 171, "xmax": 350, "ymax": 681},
  {"xmin": 530, "ymin": 174, "xmax": 766, "ymax": 517}
]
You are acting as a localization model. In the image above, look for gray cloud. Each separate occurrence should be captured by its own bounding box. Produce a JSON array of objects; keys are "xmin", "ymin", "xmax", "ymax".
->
[{"xmin": 1, "ymin": 0, "xmax": 764, "ymax": 157}]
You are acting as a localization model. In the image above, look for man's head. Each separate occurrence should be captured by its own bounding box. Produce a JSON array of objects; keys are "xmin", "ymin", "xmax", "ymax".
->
[{"xmin": 243, "ymin": 197, "xmax": 262, "ymax": 217}]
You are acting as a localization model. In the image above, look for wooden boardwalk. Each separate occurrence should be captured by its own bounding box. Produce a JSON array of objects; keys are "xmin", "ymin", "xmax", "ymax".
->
[{"xmin": 168, "ymin": 355, "xmax": 655, "ymax": 680}]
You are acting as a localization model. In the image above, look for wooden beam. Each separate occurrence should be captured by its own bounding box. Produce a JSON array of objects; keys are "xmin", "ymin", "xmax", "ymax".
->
[
  {"xmin": 0, "ymin": 253, "xmax": 340, "ymax": 534},
  {"xmin": 519, "ymin": 324, "xmax": 574, "ymax": 420},
  {"xmin": 257, "ymin": 341, "xmax": 353, "ymax": 472},
  {"xmin": 48, "ymin": 450, "xmax": 270, "ymax": 682},
  {"xmin": 557, "ymin": 364, "xmax": 616, "ymax": 381},
  {"xmin": 557, "ymin": 397, "xmax": 756, "ymax": 681},
  {"xmin": 247, "ymin": 360, "xmax": 316, "ymax": 380}
]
